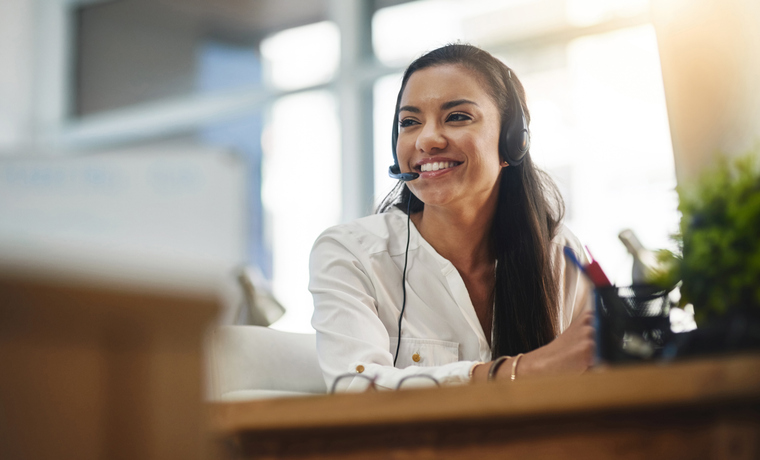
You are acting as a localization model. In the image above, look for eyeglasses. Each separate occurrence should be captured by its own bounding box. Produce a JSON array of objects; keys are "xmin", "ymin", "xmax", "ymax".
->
[{"xmin": 330, "ymin": 373, "xmax": 440, "ymax": 394}]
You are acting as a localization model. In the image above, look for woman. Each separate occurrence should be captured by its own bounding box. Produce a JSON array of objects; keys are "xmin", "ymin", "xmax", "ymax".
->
[{"xmin": 309, "ymin": 44, "xmax": 594, "ymax": 391}]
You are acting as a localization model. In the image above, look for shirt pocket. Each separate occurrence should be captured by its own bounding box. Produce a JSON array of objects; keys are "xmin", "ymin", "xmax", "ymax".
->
[{"xmin": 390, "ymin": 337, "xmax": 460, "ymax": 368}]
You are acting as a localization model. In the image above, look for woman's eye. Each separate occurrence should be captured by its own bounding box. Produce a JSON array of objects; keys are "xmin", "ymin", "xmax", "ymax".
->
[
  {"xmin": 447, "ymin": 113, "xmax": 472, "ymax": 122},
  {"xmin": 399, "ymin": 118, "xmax": 418, "ymax": 128}
]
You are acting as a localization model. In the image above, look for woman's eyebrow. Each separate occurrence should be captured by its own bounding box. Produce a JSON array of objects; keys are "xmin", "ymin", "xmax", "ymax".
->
[
  {"xmin": 441, "ymin": 99, "xmax": 478, "ymax": 110},
  {"xmin": 398, "ymin": 105, "xmax": 420, "ymax": 113},
  {"xmin": 399, "ymin": 99, "xmax": 478, "ymax": 114}
]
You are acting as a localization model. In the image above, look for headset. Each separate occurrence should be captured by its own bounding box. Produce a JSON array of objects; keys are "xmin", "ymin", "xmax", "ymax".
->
[{"xmin": 388, "ymin": 69, "xmax": 530, "ymax": 366}]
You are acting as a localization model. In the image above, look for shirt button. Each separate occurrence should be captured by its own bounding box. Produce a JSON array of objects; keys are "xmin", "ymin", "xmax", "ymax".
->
[
  {"xmin": 356, "ymin": 365, "xmax": 365, "ymax": 373},
  {"xmin": 412, "ymin": 353, "xmax": 421, "ymax": 363}
]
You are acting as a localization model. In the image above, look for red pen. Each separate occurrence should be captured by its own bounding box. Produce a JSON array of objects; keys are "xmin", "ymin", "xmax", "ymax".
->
[{"xmin": 584, "ymin": 246, "xmax": 612, "ymax": 287}]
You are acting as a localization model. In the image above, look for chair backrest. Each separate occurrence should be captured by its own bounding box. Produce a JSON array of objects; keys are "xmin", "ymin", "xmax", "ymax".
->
[{"xmin": 207, "ymin": 326, "xmax": 327, "ymax": 401}]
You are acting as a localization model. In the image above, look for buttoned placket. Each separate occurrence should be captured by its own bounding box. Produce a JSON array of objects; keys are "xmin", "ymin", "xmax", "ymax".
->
[{"xmin": 410, "ymin": 221, "xmax": 492, "ymax": 362}]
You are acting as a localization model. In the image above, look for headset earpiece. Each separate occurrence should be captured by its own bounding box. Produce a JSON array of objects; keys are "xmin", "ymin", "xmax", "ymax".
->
[{"xmin": 500, "ymin": 70, "xmax": 530, "ymax": 166}]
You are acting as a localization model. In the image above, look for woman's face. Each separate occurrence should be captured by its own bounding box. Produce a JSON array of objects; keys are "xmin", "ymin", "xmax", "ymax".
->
[{"xmin": 396, "ymin": 64, "xmax": 505, "ymax": 212}]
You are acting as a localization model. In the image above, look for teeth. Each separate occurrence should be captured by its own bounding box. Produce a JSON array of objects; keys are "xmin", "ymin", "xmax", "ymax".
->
[{"xmin": 421, "ymin": 161, "xmax": 457, "ymax": 172}]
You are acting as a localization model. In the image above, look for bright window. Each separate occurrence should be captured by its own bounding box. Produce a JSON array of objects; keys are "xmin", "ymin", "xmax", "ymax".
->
[
  {"xmin": 260, "ymin": 21, "xmax": 340, "ymax": 91},
  {"xmin": 263, "ymin": 90, "xmax": 341, "ymax": 332},
  {"xmin": 516, "ymin": 24, "xmax": 677, "ymax": 282}
]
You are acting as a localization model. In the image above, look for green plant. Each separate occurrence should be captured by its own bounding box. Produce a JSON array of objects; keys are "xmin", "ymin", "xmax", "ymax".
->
[{"xmin": 652, "ymin": 148, "xmax": 760, "ymax": 324}]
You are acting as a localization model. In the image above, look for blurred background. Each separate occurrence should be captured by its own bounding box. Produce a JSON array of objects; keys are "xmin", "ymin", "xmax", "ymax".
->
[{"xmin": 1, "ymin": 0, "xmax": 758, "ymax": 332}]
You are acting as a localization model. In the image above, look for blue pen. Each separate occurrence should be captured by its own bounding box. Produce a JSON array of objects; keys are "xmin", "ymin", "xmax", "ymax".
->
[
  {"xmin": 565, "ymin": 246, "xmax": 603, "ymax": 363},
  {"xmin": 563, "ymin": 246, "xmax": 587, "ymax": 274}
]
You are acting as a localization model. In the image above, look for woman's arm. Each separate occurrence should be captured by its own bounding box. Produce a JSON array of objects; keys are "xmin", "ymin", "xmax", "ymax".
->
[
  {"xmin": 469, "ymin": 310, "xmax": 596, "ymax": 382},
  {"xmin": 471, "ymin": 231, "xmax": 597, "ymax": 382}
]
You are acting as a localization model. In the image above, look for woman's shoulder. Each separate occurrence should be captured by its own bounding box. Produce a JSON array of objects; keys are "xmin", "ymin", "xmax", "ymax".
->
[
  {"xmin": 551, "ymin": 223, "xmax": 584, "ymax": 257},
  {"xmin": 312, "ymin": 208, "xmax": 409, "ymax": 257}
]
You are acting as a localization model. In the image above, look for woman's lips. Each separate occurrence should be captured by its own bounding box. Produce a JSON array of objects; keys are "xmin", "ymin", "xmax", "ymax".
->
[
  {"xmin": 418, "ymin": 160, "xmax": 460, "ymax": 172},
  {"xmin": 414, "ymin": 160, "xmax": 463, "ymax": 178}
]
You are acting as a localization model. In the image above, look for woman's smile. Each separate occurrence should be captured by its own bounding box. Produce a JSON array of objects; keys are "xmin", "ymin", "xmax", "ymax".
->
[{"xmin": 415, "ymin": 159, "xmax": 464, "ymax": 177}]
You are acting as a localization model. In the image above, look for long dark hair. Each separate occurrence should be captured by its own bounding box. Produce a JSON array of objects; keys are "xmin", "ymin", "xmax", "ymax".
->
[{"xmin": 377, "ymin": 44, "xmax": 565, "ymax": 358}]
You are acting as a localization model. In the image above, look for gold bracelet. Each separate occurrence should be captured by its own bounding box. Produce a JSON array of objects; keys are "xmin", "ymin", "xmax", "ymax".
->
[
  {"xmin": 511, "ymin": 353, "xmax": 524, "ymax": 381},
  {"xmin": 468, "ymin": 361, "xmax": 485, "ymax": 381},
  {"xmin": 488, "ymin": 356, "xmax": 509, "ymax": 381}
]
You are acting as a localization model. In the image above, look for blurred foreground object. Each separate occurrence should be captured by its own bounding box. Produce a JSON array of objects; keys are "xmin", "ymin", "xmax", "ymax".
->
[
  {"xmin": 653, "ymin": 0, "xmax": 760, "ymax": 184},
  {"xmin": 0, "ymin": 254, "xmax": 220, "ymax": 460},
  {"xmin": 0, "ymin": 148, "xmax": 248, "ymax": 324}
]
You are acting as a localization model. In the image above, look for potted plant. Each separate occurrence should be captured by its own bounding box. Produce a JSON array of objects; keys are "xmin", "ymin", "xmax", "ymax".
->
[{"xmin": 653, "ymin": 148, "xmax": 760, "ymax": 355}]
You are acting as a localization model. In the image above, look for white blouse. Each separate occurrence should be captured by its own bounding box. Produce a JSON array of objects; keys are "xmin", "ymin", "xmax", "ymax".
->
[{"xmin": 309, "ymin": 208, "xmax": 592, "ymax": 392}]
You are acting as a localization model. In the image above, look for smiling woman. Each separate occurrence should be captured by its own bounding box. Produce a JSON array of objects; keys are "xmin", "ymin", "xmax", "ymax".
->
[{"xmin": 309, "ymin": 44, "xmax": 595, "ymax": 392}]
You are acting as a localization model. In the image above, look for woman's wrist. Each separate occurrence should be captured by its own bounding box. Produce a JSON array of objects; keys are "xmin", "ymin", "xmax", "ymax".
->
[
  {"xmin": 494, "ymin": 353, "xmax": 529, "ymax": 380},
  {"xmin": 488, "ymin": 356, "xmax": 510, "ymax": 380},
  {"xmin": 468, "ymin": 361, "xmax": 485, "ymax": 381},
  {"xmin": 470, "ymin": 361, "xmax": 491, "ymax": 383},
  {"xmin": 495, "ymin": 356, "xmax": 513, "ymax": 379},
  {"xmin": 471, "ymin": 352, "xmax": 537, "ymax": 383},
  {"xmin": 508, "ymin": 350, "xmax": 541, "ymax": 378}
]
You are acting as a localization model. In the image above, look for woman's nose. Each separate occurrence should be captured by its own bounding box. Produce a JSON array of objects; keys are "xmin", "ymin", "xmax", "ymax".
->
[{"xmin": 415, "ymin": 122, "xmax": 447, "ymax": 153}]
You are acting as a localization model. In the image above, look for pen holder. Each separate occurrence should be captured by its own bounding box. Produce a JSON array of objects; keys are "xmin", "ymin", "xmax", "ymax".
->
[{"xmin": 595, "ymin": 285, "xmax": 673, "ymax": 363}]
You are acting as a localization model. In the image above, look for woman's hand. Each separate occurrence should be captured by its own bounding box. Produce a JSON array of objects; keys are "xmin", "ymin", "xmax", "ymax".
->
[
  {"xmin": 512, "ymin": 310, "xmax": 596, "ymax": 378},
  {"xmin": 469, "ymin": 310, "xmax": 596, "ymax": 383}
]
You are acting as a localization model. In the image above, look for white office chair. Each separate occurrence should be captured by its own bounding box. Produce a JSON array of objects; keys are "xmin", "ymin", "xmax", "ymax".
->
[{"xmin": 207, "ymin": 326, "xmax": 327, "ymax": 401}]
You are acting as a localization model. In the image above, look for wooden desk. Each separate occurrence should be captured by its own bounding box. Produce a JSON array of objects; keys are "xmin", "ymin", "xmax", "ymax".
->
[
  {"xmin": 0, "ymin": 267, "xmax": 219, "ymax": 460},
  {"xmin": 210, "ymin": 354, "xmax": 760, "ymax": 459}
]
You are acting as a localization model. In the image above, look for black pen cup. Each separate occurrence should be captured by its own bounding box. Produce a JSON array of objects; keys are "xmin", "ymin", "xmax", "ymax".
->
[{"xmin": 595, "ymin": 285, "xmax": 673, "ymax": 363}]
